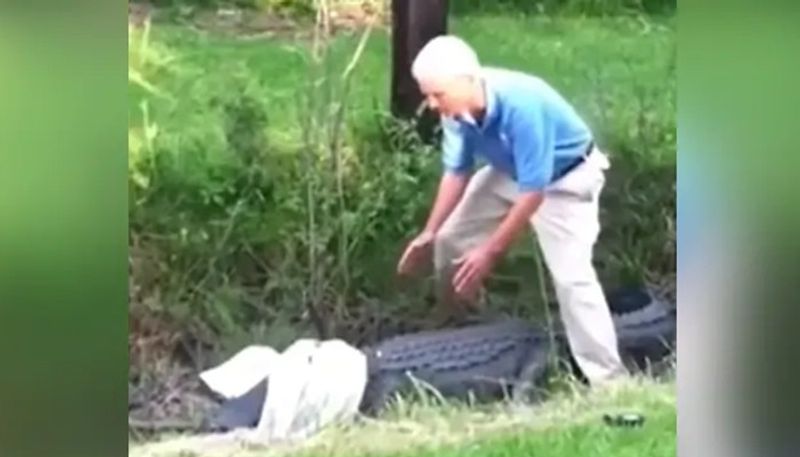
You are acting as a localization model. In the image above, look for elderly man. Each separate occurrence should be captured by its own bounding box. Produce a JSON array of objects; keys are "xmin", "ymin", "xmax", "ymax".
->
[{"xmin": 396, "ymin": 35, "xmax": 627, "ymax": 385}]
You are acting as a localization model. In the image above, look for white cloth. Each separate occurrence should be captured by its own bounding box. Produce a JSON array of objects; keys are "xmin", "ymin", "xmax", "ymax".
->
[
  {"xmin": 253, "ymin": 339, "xmax": 367, "ymax": 443},
  {"xmin": 199, "ymin": 338, "xmax": 367, "ymax": 444},
  {"xmin": 199, "ymin": 345, "xmax": 279, "ymax": 399}
]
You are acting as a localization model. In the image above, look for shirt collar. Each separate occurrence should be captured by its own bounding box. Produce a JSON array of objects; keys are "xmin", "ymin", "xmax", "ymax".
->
[{"xmin": 453, "ymin": 72, "xmax": 499, "ymax": 131}]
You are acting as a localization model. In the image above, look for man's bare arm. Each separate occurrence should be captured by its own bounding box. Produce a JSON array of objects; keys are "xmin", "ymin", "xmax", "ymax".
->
[
  {"xmin": 451, "ymin": 190, "xmax": 543, "ymax": 296},
  {"xmin": 396, "ymin": 171, "xmax": 471, "ymax": 275},
  {"xmin": 484, "ymin": 190, "xmax": 543, "ymax": 257},
  {"xmin": 423, "ymin": 171, "xmax": 471, "ymax": 235}
]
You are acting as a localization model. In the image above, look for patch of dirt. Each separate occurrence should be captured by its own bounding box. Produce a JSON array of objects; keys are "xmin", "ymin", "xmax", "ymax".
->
[
  {"xmin": 129, "ymin": 1, "xmax": 389, "ymax": 40},
  {"xmin": 129, "ymin": 363, "xmax": 220, "ymax": 443},
  {"xmin": 189, "ymin": 8, "xmax": 308, "ymax": 39}
]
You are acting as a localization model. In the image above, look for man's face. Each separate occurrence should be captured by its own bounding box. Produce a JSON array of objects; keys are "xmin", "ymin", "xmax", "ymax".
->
[{"xmin": 418, "ymin": 75, "xmax": 476, "ymax": 118}]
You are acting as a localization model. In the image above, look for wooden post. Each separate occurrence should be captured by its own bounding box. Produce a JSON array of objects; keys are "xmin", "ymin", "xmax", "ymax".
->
[{"xmin": 390, "ymin": 0, "xmax": 448, "ymax": 142}]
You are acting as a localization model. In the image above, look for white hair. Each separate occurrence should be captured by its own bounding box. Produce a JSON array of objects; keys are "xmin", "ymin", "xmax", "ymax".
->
[{"xmin": 411, "ymin": 35, "xmax": 481, "ymax": 82}]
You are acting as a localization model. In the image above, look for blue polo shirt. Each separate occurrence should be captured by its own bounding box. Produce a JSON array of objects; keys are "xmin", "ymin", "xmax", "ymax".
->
[{"xmin": 441, "ymin": 67, "xmax": 593, "ymax": 192}]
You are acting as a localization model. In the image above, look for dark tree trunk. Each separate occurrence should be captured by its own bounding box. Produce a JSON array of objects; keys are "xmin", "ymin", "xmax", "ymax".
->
[{"xmin": 390, "ymin": 0, "xmax": 448, "ymax": 143}]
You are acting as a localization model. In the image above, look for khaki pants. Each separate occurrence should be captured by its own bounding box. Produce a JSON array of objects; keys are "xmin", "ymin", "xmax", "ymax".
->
[{"xmin": 433, "ymin": 146, "xmax": 627, "ymax": 385}]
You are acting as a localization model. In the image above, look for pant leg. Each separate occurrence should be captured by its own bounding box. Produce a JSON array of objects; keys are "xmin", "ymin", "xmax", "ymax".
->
[
  {"xmin": 531, "ymin": 147, "xmax": 627, "ymax": 385},
  {"xmin": 434, "ymin": 166, "xmax": 517, "ymax": 315}
]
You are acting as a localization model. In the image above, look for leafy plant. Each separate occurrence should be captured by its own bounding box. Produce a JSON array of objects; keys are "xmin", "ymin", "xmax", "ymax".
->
[{"xmin": 129, "ymin": 20, "xmax": 175, "ymax": 190}]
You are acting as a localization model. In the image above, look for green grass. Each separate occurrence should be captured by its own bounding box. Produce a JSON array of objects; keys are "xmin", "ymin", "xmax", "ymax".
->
[
  {"xmin": 130, "ymin": 376, "xmax": 675, "ymax": 457},
  {"xmin": 144, "ymin": 14, "xmax": 675, "ymax": 161},
  {"xmin": 345, "ymin": 409, "xmax": 675, "ymax": 457}
]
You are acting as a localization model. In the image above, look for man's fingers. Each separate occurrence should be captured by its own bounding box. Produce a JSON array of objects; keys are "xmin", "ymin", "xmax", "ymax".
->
[
  {"xmin": 456, "ymin": 281, "xmax": 476, "ymax": 299},
  {"xmin": 451, "ymin": 255, "xmax": 473, "ymax": 290},
  {"xmin": 451, "ymin": 259, "xmax": 468, "ymax": 286},
  {"xmin": 398, "ymin": 240, "xmax": 430, "ymax": 274},
  {"xmin": 451, "ymin": 255, "xmax": 466, "ymax": 272},
  {"xmin": 397, "ymin": 245, "xmax": 415, "ymax": 268},
  {"xmin": 397, "ymin": 248, "xmax": 416, "ymax": 274},
  {"xmin": 453, "ymin": 262, "xmax": 475, "ymax": 293},
  {"xmin": 456, "ymin": 274, "xmax": 481, "ymax": 298},
  {"xmin": 454, "ymin": 272, "xmax": 476, "ymax": 296}
]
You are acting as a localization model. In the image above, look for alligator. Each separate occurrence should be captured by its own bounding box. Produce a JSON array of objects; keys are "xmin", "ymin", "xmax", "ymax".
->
[{"xmin": 202, "ymin": 286, "xmax": 676, "ymax": 431}]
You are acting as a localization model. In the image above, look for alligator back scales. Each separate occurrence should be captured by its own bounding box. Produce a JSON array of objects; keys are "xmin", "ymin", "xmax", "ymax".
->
[{"xmin": 358, "ymin": 319, "xmax": 553, "ymax": 414}]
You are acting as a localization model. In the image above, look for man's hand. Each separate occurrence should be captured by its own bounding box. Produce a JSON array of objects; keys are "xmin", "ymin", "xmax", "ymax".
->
[
  {"xmin": 397, "ymin": 231, "xmax": 435, "ymax": 276},
  {"xmin": 397, "ymin": 173, "xmax": 469, "ymax": 277},
  {"xmin": 451, "ymin": 190, "xmax": 544, "ymax": 298},
  {"xmin": 452, "ymin": 243, "xmax": 499, "ymax": 298}
]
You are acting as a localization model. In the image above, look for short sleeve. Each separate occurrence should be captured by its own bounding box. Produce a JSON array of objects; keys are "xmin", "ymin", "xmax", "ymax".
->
[
  {"xmin": 509, "ymin": 103, "xmax": 555, "ymax": 192},
  {"xmin": 441, "ymin": 118, "xmax": 474, "ymax": 174}
]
